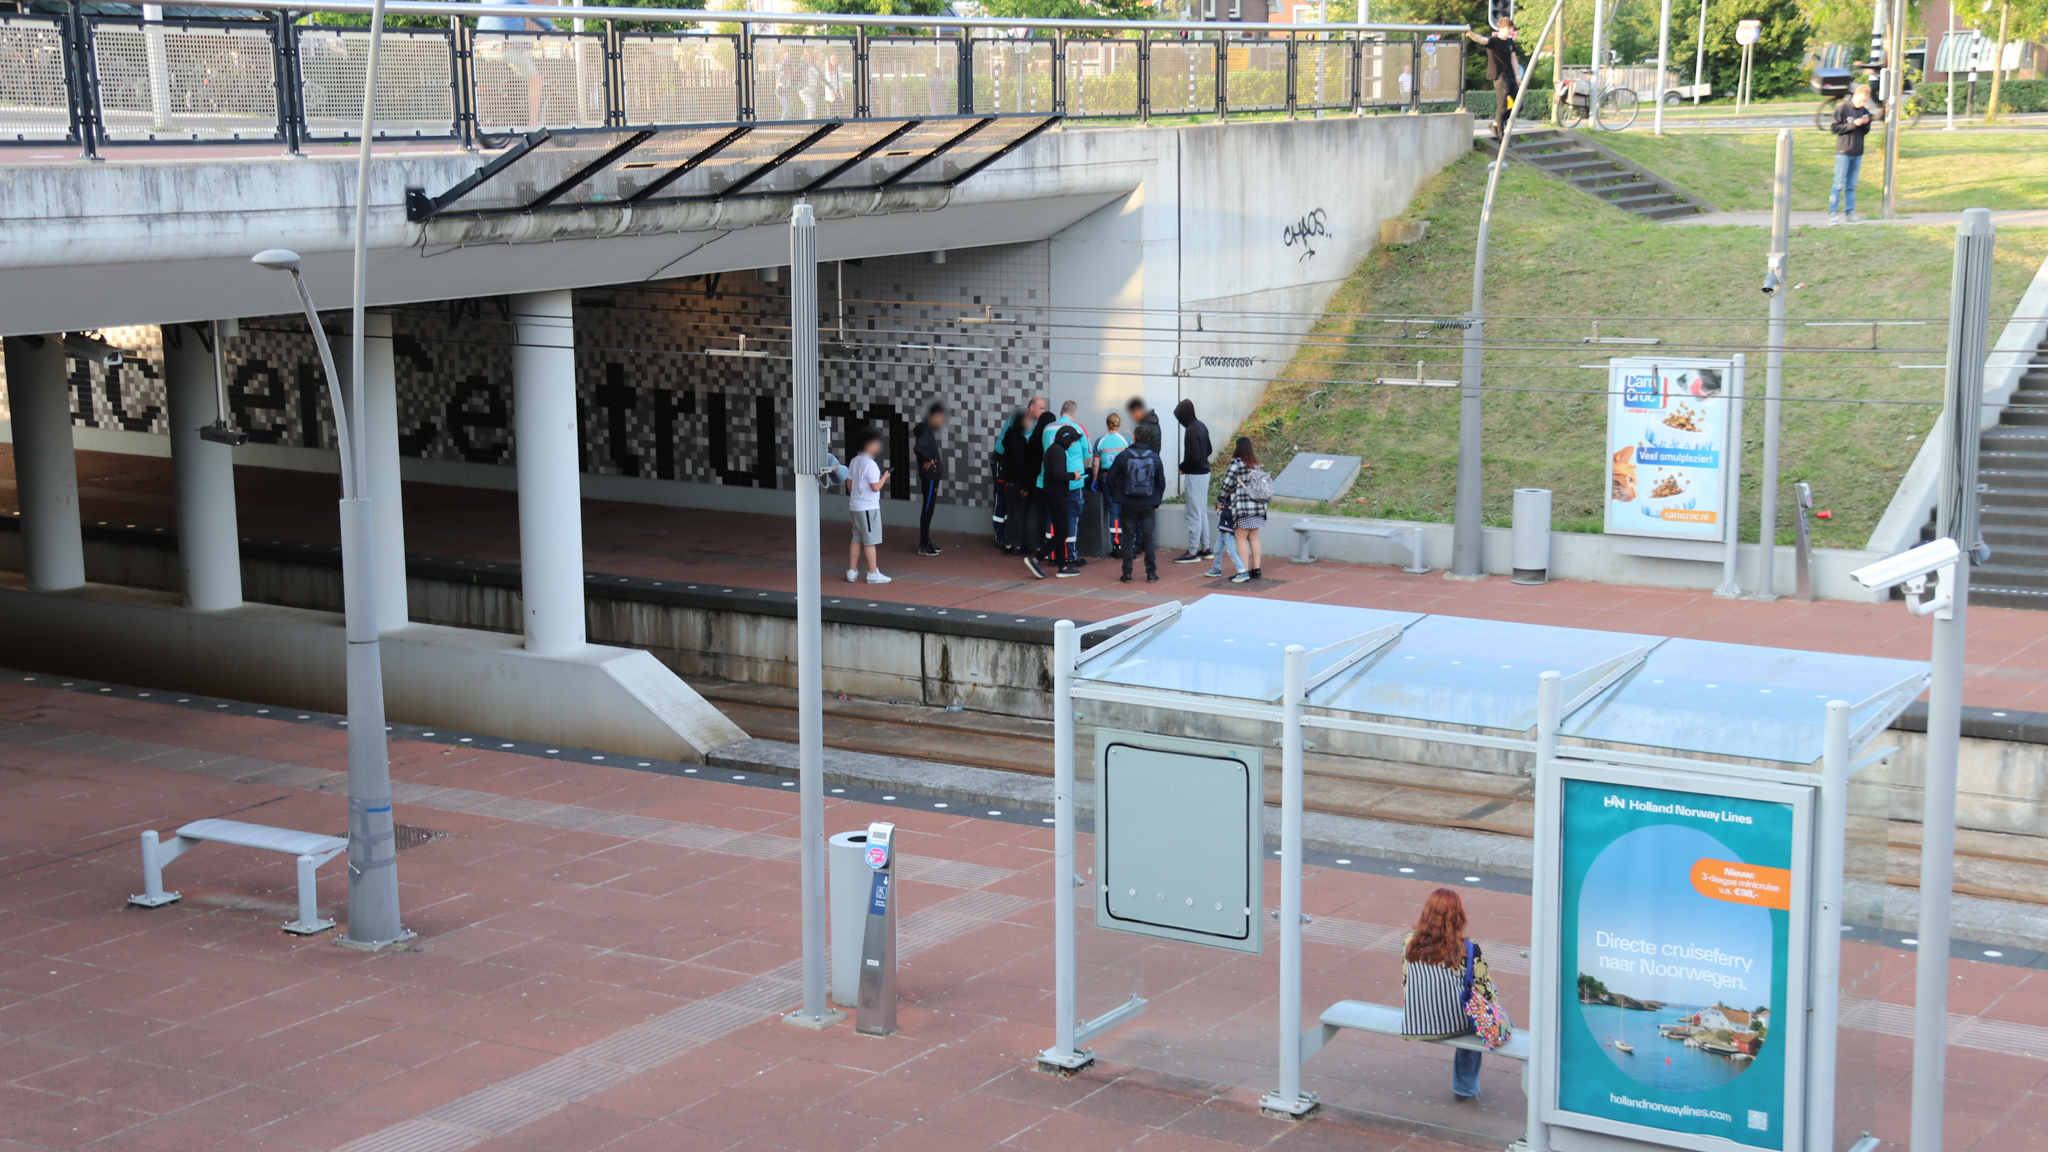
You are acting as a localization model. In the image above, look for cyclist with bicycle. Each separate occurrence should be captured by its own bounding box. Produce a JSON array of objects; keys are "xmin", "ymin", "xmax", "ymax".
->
[
  {"xmin": 1828, "ymin": 83, "xmax": 1882, "ymax": 225},
  {"xmin": 1465, "ymin": 17, "xmax": 1522, "ymax": 140}
]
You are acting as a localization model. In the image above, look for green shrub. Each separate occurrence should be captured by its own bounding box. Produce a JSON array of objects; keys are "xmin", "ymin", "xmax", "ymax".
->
[{"xmin": 1912, "ymin": 78, "xmax": 2048, "ymax": 116}]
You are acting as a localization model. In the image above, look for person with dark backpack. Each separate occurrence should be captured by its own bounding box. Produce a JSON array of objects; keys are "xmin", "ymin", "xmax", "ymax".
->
[
  {"xmin": 1028, "ymin": 424, "xmax": 1087, "ymax": 579},
  {"xmin": 1106, "ymin": 423, "xmax": 1166, "ymax": 582}
]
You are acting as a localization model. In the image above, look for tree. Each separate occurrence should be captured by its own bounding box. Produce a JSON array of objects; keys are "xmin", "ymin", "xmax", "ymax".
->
[
  {"xmin": 977, "ymin": 0, "xmax": 1161, "ymax": 25},
  {"xmin": 797, "ymin": 0, "xmax": 951, "ymax": 35},
  {"xmin": 1667, "ymin": 0, "xmax": 1809, "ymax": 98}
]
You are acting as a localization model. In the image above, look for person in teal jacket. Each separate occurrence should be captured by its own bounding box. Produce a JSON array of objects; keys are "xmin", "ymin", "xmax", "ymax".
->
[
  {"xmin": 1093, "ymin": 413, "xmax": 1130, "ymax": 558},
  {"xmin": 1029, "ymin": 401, "xmax": 1089, "ymax": 574}
]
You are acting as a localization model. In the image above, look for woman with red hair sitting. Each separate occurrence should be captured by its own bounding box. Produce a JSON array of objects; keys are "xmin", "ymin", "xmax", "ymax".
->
[{"xmin": 1401, "ymin": 887, "xmax": 1487, "ymax": 1100}]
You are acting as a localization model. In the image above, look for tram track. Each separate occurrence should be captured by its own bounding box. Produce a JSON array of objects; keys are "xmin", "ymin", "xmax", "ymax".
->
[{"xmin": 690, "ymin": 679, "xmax": 2048, "ymax": 906}]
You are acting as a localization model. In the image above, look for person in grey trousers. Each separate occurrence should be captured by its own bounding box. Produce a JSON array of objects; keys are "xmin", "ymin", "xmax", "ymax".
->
[{"xmin": 1170, "ymin": 399, "xmax": 1214, "ymax": 564}]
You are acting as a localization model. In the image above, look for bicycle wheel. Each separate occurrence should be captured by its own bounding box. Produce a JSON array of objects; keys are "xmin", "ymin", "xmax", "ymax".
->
[
  {"xmin": 1597, "ymin": 85, "xmax": 1639, "ymax": 130},
  {"xmin": 1560, "ymin": 101, "xmax": 1586, "ymax": 129},
  {"xmin": 1815, "ymin": 96, "xmax": 1839, "ymax": 132}
]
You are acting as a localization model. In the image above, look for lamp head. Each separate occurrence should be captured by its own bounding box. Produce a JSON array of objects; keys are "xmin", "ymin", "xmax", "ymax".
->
[{"xmin": 251, "ymin": 249, "xmax": 302, "ymax": 273}]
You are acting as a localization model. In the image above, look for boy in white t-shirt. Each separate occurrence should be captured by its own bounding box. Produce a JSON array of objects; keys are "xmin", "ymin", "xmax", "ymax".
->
[{"xmin": 846, "ymin": 428, "xmax": 892, "ymax": 584}]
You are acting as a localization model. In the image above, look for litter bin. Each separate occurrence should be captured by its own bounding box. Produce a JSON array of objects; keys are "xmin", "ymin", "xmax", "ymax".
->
[
  {"xmin": 1512, "ymin": 488, "xmax": 1552, "ymax": 585},
  {"xmin": 828, "ymin": 830, "xmax": 870, "ymax": 1008}
]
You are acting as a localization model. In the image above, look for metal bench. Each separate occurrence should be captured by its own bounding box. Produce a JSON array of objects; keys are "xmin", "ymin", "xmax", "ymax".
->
[
  {"xmin": 1303, "ymin": 999, "xmax": 1533, "ymax": 1063},
  {"xmin": 129, "ymin": 818, "xmax": 348, "ymax": 935},
  {"xmin": 1290, "ymin": 519, "xmax": 1430, "ymax": 574}
]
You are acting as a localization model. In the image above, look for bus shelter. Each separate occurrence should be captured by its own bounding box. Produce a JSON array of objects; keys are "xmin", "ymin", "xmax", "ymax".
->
[{"xmin": 1042, "ymin": 594, "xmax": 1927, "ymax": 1152}]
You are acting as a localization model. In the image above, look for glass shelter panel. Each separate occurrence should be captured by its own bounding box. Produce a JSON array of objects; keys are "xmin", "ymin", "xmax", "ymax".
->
[
  {"xmin": 0, "ymin": 16, "xmax": 72, "ymax": 142},
  {"xmin": 473, "ymin": 30, "xmax": 606, "ymax": 132},
  {"xmin": 753, "ymin": 37, "xmax": 856, "ymax": 121},
  {"xmin": 619, "ymin": 34, "xmax": 739, "ymax": 126},
  {"xmin": 1147, "ymin": 40, "xmax": 1217, "ymax": 116},
  {"xmin": 92, "ymin": 22, "xmax": 280, "ymax": 141},
  {"xmin": 296, "ymin": 27, "xmax": 455, "ymax": 139},
  {"xmin": 971, "ymin": 38, "xmax": 1054, "ymax": 113},
  {"xmin": 1063, "ymin": 38, "xmax": 1139, "ymax": 118},
  {"xmin": 867, "ymin": 38, "xmax": 957, "ymax": 118},
  {"xmin": 1078, "ymin": 595, "xmax": 1423, "ymax": 702}
]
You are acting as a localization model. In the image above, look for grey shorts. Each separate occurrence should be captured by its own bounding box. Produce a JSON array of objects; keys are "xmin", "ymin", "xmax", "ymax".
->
[{"xmin": 850, "ymin": 508, "xmax": 882, "ymax": 546}]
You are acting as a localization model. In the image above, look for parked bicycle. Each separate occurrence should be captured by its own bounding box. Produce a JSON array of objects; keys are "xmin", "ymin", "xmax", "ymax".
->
[{"xmin": 1558, "ymin": 74, "xmax": 1639, "ymax": 130}]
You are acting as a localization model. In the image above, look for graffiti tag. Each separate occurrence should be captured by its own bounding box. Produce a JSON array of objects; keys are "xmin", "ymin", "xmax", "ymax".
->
[{"xmin": 1283, "ymin": 208, "xmax": 1330, "ymax": 262}]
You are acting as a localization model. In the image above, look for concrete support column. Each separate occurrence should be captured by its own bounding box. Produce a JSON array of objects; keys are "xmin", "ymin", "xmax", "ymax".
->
[
  {"xmin": 3, "ymin": 335, "xmax": 86, "ymax": 591},
  {"xmin": 342, "ymin": 312, "xmax": 409, "ymax": 632},
  {"xmin": 509, "ymin": 290, "xmax": 585, "ymax": 655},
  {"xmin": 162, "ymin": 324, "xmax": 244, "ymax": 611}
]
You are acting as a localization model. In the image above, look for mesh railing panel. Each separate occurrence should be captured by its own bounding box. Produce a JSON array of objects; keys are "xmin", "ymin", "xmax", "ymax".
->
[
  {"xmin": 473, "ymin": 31, "xmax": 606, "ymax": 133},
  {"xmin": 1415, "ymin": 38, "xmax": 1461, "ymax": 103},
  {"xmin": 1062, "ymin": 38, "xmax": 1138, "ymax": 118},
  {"xmin": 295, "ymin": 27, "xmax": 454, "ymax": 139},
  {"xmin": 969, "ymin": 38, "xmax": 1053, "ymax": 114},
  {"xmin": 752, "ymin": 37, "xmax": 855, "ymax": 121},
  {"xmin": 1221, "ymin": 40, "xmax": 1286, "ymax": 112},
  {"xmin": 1146, "ymin": 39, "xmax": 1216, "ymax": 116},
  {"xmin": 1295, "ymin": 38, "xmax": 1351, "ymax": 110},
  {"xmin": 866, "ymin": 38, "xmax": 956, "ymax": 118},
  {"xmin": 1359, "ymin": 39, "xmax": 1408, "ymax": 106},
  {"xmin": 92, "ymin": 22, "xmax": 280, "ymax": 141},
  {"xmin": 0, "ymin": 16, "xmax": 73, "ymax": 141},
  {"xmin": 620, "ymin": 34, "xmax": 738, "ymax": 125}
]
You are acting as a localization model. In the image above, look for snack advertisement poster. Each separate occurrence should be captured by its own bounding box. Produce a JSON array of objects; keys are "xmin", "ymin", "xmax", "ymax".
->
[
  {"xmin": 1605, "ymin": 359, "xmax": 1736, "ymax": 543},
  {"xmin": 1553, "ymin": 772, "xmax": 1807, "ymax": 1152}
]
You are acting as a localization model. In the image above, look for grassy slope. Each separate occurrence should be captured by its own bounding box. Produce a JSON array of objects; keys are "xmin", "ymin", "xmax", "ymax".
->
[
  {"xmin": 1595, "ymin": 130, "xmax": 2048, "ymax": 213},
  {"xmin": 1242, "ymin": 150, "xmax": 2048, "ymax": 547}
]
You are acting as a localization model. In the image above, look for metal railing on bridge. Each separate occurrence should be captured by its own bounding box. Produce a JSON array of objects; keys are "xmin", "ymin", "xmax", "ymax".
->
[{"xmin": 0, "ymin": 2, "xmax": 1465, "ymax": 158}]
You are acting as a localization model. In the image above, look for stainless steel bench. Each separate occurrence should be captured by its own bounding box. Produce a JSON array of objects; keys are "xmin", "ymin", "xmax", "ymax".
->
[
  {"xmin": 1304, "ymin": 998, "xmax": 1532, "ymax": 1062},
  {"xmin": 1290, "ymin": 519, "xmax": 1430, "ymax": 574},
  {"xmin": 129, "ymin": 818, "xmax": 347, "ymax": 935}
]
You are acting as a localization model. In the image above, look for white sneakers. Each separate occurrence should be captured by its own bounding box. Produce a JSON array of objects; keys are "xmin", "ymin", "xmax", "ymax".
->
[
  {"xmin": 1828, "ymin": 212, "xmax": 1842, "ymax": 226},
  {"xmin": 865, "ymin": 572, "xmax": 893, "ymax": 584},
  {"xmin": 847, "ymin": 569, "xmax": 893, "ymax": 584}
]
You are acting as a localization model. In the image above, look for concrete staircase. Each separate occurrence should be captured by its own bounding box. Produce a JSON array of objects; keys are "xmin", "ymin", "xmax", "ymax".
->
[
  {"xmin": 1497, "ymin": 127, "xmax": 1709, "ymax": 221},
  {"xmin": 1964, "ymin": 338, "xmax": 2048, "ymax": 609}
]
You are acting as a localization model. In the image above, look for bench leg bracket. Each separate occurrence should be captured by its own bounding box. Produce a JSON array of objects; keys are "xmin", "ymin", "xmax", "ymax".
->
[{"xmin": 1258, "ymin": 1090, "xmax": 1321, "ymax": 1121}]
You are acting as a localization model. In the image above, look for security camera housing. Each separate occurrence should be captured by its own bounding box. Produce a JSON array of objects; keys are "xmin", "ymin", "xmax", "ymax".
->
[{"xmin": 1850, "ymin": 537, "xmax": 1962, "ymax": 619}]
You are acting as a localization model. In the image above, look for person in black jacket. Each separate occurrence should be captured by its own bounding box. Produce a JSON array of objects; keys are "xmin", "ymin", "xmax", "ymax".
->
[
  {"xmin": 1465, "ymin": 18, "xmax": 1521, "ymax": 141},
  {"xmin": 1106, "ymin": 423, "xmax": 1166, "ymax": 582},
  {"xmin": 1828, "ymin": 85, "xmax": 1881, "ymax": 225},
  {"xmin": 998, "ymin": 397, "xmax": 1047, "ymax": 554},
  {"xmin": 1027, "ymin": 424, "xmax": 1087, "ymax": 579},
  {"xmin": 1170, "ymin": 399, "xmax": 1214, "ymax": 565},
  {"xmin": 914, "ymin": 402, "xmax": 947, "ymax": 556},
  {"xmin": 1017, "ymin": 406, "xmax": 1056, "ymax": 560}
]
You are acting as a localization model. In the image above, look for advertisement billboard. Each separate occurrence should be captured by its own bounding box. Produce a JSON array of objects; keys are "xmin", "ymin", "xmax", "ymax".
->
[
  {"xmin": 1547, "ymin": 763, "xmax": 1811, "ymax": 1152},
  {"xmin": 1605, "ymin": 358, "xmax": 1738, "ymax": 544}
]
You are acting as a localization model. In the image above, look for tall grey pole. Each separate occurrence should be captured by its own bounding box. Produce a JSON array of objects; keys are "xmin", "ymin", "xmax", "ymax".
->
[
  {"xmin": 1944, "ymin": 4, "xmax": 1955, "ymax": 130},
  {"xmin": 1590, "ymin": 0, "xmax": 1605, "ymax": 93},
  {"xmin": 1807, "ymin": 700, "xmax": 1852, "ymax": 1152},
  {"xmin": 1690, "ymin": 0, "xmax": 1708, "ymax": 111},
  {"xmin": 1261, "ymin": 646, "xmax": 1314, "ymax": 1116},
  {"xmin": 1526, "ymin": 669, "xmax": 1563, "ymax": 1152},
  {"xmin": 1881, "ymin": 0, "xmax": 1906, "ymax": 218},
  {"xmin": 785, "ymin": 204, "xmax": 838, "ymax": 1029},
  {"xmin": 1755, "ymin": 130, "xmax": 1791, "ymax": 601},
  {"xmin": 1909, "ymin": 207, "xmax": 1995, "ymax": 1152},
  {"xmin": 1714, "ymin": 355, "xmax": 1747, "ymax": 597},
  {"xmin": 1038, "ymin": 620, "xmax": 1087, "ymax": 1071},
  {"xmin": 1453, "ymin": 0, "xmax": 1568, "ymax": 578},
  {"xmin": 1653, "ymin": 0, "xmax": 1673, "ymax": 133}
]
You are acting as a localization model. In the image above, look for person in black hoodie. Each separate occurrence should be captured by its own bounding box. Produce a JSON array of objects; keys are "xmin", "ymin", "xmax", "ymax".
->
[
  {"xmin": 914, "ymin": 402, "xmax": 947, "ymax": 556},
  {"xmin": 999, "ymin": 398, "xmax": 1048, "ymax": 554},
  {"xmin": 1027, "ymin": 423, "xmax": 1086, "ymax": 579},
  {"xmin": 1018, "ymin": 407, "xmax": 1056, "ymax": 561},
  {"xmin": 1170, "ymin": 399, "xmax": 1214, "ymax": 565},
  {"xmin": 1106, "ymin": 423, "xmax": 1166, "ymax": 582},
  {"xmin": 1828, "ymin": 84, "xmax": 1881, "ymax": 225}
]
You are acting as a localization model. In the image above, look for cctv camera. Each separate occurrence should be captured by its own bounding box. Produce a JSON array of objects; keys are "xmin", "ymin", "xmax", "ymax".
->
[
  {"xmin": 1849, "ymin": 537, "xmax": 1961, "ymax": 592},
  {"xmin": 1761, "ymin": 271, "xmax": 1782, "ymax": 296},
  {"xmin": 61, "ymin": 333, "xmax": 125, "ymax": 367},
  {"xmin": 198, "ymin": 421, "xmax": 248, "ymax": 447}
]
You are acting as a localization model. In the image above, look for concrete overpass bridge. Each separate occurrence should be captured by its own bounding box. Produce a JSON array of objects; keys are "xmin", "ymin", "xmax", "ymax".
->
[{"xmin": 0, "ymin": 2, "xmax": 1473, "ymax": 755}]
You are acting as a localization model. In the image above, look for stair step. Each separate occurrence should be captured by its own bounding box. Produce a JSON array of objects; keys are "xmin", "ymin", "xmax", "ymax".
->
[
  {"xmin": 1592, "ymin": 181, "xmax": 1658, "ymax": 200},
  {"xmin": 1613, "ymin": 192, "xmax": 1681, "ymax": 210},
  {"xmin": 1969, "ymin": 586, "xmax": 2048, "ymax": 609},
  {"xmin": 1966, "ymin": 567, "xmax": 2048, "ymax": 592},
  {"xmin": 1636, "ymin": 203, "xmax": 1705, "ymax": 220},
  {"xmin": 1557, "ymin": 161, "xmax": 1626, "ymax": 179},
  {"xmin": 1979, "ymin": 471, "xmax": 2048, "ymax": 490},
  {"xmin": 2000, "ymin": 409, "xmax": 2048, "ymax": 426},
  {"xmin": 1528, "ymin": 149, "xmax": 1601, "ymax": 166}
]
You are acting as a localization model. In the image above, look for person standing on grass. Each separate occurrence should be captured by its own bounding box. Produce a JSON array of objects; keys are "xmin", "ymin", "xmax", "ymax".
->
[
  {"xmin": 1094, "ymin": 412, "xmax": 1130, "ymax": 559},
  {"xmin": 915, "ymin": 402, "xmax": 947, "ymax": 557},
  {"xmin": 1401, "ymin": 887, "xmax": 1490, "ymax": 1101},
  {"xmin": 1106, "ymin": 423, "xmax": 1166, "ymax": 583},
  {"xmin": 1829, "ymin": 84, "xmax": 1881, "ymax": 225},
  {"xmin": 1216, "ymin": 437, "xmax": 1269, "ymax": 584},
  {"xmin": 1465, "ymin": 17, "xmax": 1521, "ymax": 141},
  {"xmin": 845, "ymin": 427, "xmax": 892, "ymax": 585},
  {"xmin": 1170, "ymin": 399, "xmax": 1214, "ymax": 565}
]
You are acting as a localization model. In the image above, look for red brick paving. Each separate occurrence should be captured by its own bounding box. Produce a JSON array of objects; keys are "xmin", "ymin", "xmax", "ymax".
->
[{"xmin": 1, "ymin": 682, "xmax": 2046, "ymax": 1151}]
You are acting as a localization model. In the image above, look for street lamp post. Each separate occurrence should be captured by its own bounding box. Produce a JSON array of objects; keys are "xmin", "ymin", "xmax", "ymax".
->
[{"xmin": 252, "ymin": 249, "xmax": 407, "ymax": 947}]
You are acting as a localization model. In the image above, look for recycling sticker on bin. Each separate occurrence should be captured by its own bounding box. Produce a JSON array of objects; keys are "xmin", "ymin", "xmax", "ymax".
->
[{"xmin": 865, "ymin": 822, "xmax": 894, "ymax": 870}]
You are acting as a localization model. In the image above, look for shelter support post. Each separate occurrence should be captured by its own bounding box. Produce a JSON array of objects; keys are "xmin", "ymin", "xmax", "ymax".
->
[
  {"xmin": 343, "ymin": 312, "xmax": 410, "ymax": 631},
  {"xmin": 1261, "ymin": 645, "xmax": 1318, "ymax": 1120},
  {"xmin": 1807, "ymin": 700, "xmax": 1851, "ymax": 1152},
  {"xmin": 1039, "ymin": 620, "xmax": 1090, "ymax": 1073},
  {"xmin": 511, "ymin": 290, "xmax": 586, "ymax": 656},
  {"xmin": 1714, "ymin": 354, "xmax": 1747, "ymax": 598},
  {"xmin": 164, "ymin": 324, "xmax": 244, "ymax": 611},
  {"xmin": 1519, "ymin": 670, "xmax": 1562, "ymax": 1152},
  {"xmin": 3, "ymin": 335, "xmax": 86, "ymax": 592}
]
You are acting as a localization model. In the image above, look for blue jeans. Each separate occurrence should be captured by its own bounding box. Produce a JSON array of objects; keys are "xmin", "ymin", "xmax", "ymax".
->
[
  {"xmin": 1453, "ymin": 1046, "xmax": 1483, "ymax": 1098},
  {"xmin": 1829, "ymin": 153, "xmax": 1863, "ymax": 214},
  {"xmin": 1061, "ymin": 489, "xmax": 1084, "ymax": 562}
]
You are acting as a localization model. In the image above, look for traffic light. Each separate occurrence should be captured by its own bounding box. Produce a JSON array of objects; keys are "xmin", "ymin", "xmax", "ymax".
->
[{"xmin": 1490, "ymin": 0, "xmax": 1515, "ymax": 26}]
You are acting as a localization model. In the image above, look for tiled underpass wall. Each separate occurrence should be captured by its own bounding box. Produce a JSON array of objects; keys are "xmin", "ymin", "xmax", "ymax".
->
[{"xmin": 1, "ymin": 243, "xmax": 1052, "ymax": 508}]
